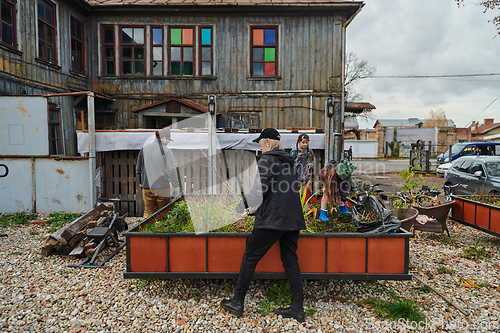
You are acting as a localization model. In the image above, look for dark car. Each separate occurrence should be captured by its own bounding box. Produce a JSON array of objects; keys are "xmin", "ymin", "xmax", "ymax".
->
[{"xmin": 444, "ymin": 156, "xmax": 500, "ymax": 196}]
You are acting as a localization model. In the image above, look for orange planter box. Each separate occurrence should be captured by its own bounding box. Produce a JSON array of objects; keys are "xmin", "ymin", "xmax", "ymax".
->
[
  {"xmin": 124, "ymin": 200, "xmax": 412, "ymax": 281},
  {"xmin": 450, "ymin": 195, "xmax": 500, "ymax": 238}
]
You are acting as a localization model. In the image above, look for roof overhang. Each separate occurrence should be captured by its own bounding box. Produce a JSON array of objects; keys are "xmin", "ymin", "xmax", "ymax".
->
[
  {"xmin": 82, "ymin": 0, "xmax": 364, "ymax": 17},
  {"xmin": 132, "ymin": 97, "xmax": 209, "ymax": 114}
]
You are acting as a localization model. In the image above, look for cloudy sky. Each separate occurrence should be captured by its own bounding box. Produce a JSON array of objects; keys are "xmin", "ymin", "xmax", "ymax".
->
[{"xmin": 347, "ymin": 0, "xmax": 500, "ymax": 129}]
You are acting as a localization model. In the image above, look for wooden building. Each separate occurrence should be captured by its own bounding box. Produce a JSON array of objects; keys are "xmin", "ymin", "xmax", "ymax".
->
[{"xmin": 0, "ymin": 0, "xmax": 363, "ymax": 156}]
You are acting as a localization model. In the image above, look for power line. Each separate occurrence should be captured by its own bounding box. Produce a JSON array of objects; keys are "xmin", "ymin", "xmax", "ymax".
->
[
  {"xmin": 360, "ymin": 73, "xmax": 500, "ymax": 79},
  {"xmin": 465, "ymin": 93, "xmax": 500, "ymax": 127}
]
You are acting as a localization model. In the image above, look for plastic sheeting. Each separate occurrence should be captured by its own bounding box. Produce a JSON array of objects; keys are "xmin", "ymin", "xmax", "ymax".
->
[
  {"xmin": 77, "ymin": 130, "xmax": 326, "ymax": 153},
  {"xmin": 352, "ymin": 196, "xmax": 401, "ymax": 233}
]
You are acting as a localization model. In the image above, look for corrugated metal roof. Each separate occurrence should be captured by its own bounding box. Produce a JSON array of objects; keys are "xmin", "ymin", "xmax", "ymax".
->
[
  {"xmin": 375, "ymin": 118, "xmax": 455, "ymax": 128},
  {"xmin": 86, "ymin": 0, "xmax": 361, "ymax": 5}
]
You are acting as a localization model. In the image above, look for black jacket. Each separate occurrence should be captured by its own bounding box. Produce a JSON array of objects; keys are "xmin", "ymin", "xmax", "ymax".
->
[{"xmin": 239, "ymin": 148, "xmax": 306, "ymax": 231}]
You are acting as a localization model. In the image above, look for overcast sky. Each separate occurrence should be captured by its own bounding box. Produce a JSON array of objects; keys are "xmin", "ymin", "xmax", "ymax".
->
[{"xmin": 347, "ymin": 0, "xmax": 500, "ymax": 129}]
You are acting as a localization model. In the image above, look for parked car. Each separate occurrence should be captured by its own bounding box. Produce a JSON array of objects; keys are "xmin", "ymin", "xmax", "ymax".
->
[
  {"xmin": 437, "ymin": 162, "xmax": 452, "ymax": 176},
  {"xmin": 443, "ymin": 156, "xmax": 500, "ymax": 196},
  {"xmin": 437, "ymin": 142, "xmax": 500, "ymax": 164}
]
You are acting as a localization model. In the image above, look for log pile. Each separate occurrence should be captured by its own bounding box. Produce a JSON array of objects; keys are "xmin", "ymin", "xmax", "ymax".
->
[{"xmin": 41, "ymin": 204, "xmax": 112, "ymax": 257}]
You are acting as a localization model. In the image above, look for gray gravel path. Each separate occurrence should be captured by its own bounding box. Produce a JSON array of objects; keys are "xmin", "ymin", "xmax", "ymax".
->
[{"xmin": 1, "ymin": 218, "xmax": 500, "ymax": 332}]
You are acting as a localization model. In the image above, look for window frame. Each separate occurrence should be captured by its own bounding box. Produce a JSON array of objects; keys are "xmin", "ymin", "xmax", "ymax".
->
[
  {"xmin": 198, "ymin": 26, "xmax": 213, "ymax": 77},
  {"xmin": 48, "ymin": 105, "xmax": 63, "ymax": 155},
  {"xmin": 249, "ymin": 25, "xmax": 279, "ymax": 78},
  {"xmin": 119, "ymin": 25, "xmax": 146, "ymax": 76},
  {"xmin": 101, "ymin": 24, "xmax": 115, "ymax": 76},
  {"xmin": 0, "ymin": 0, "xmax": 16, "ymax": 48},
  {"xmin": 167, "ymin": 25, "xmax": 196, "ymax": 77},
  {"xmin": 37, "ymin": 0, "xmax": 57, "ymax": 64},
  {"xmin": 70, "ymin": 15, "xmax": 85, "ymax": 75},
  {"xmin": 150, "ymin": 25, "xmax": 164, "ymax": 76}
]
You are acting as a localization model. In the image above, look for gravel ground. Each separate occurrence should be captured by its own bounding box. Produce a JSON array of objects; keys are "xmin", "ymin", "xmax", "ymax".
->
[{"xmin": 1, "ymin": 216, "xmax": 500, "ymax": 333}]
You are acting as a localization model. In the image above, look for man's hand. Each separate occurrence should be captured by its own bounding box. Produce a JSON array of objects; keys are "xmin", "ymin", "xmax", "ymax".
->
[{"xmin": 170, "ymin": 187, "xmax": 180, "ymax": 198}]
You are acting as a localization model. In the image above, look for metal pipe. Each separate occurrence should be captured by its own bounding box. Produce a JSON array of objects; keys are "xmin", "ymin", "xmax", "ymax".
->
[
  {"xmin": 310, "ymin": 95, "xmax": 313, "ymax": 127},
  {"xmin": 241, "ymin": 90, "xmax": 313, "ymax": 94},
  {"xmin": 87, "ymin": 92, "xmax": 96, "ymax": 209}
]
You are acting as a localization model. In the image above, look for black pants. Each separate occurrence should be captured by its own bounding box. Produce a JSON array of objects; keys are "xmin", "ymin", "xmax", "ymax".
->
[{"xmin": 234, "ymin": 229, "xmax": 304, "ymax": 301}]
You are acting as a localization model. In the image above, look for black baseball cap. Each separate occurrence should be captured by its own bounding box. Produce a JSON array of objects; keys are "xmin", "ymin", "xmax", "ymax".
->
[{"xmin": 252, "ymin": 128, "xmax": 281, "ymax": 143}]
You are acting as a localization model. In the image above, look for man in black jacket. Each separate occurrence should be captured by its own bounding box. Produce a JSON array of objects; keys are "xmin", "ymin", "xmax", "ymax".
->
[
  {"xmin": 220, "ymin": 128, "xmax": 307, "ymax": 322},
  {"xmin": 136, "ymin": 129, "xmax": 179, "ymax": 218}
]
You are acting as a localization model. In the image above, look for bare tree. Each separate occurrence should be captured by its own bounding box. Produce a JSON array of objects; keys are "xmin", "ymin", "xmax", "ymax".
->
[
  {"xmin": 424, "ymin": 108, "xmax": 449, "ymax": 128},
  {"xmin": 456, "ymin": 0, "xmax": 500, "ymax": 35},
  {"xmin": 344, "ymin": 52, "xmax": 376, "ymax": 119},
  {"xmin": 345, "ymin": 52, "xmax": 376, "ymax": 102}
]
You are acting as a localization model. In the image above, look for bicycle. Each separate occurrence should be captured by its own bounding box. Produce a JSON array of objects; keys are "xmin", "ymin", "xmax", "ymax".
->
[
  {"xmin": 443, "ymin": 183, "xmax": 468, "ymax": 201},
  {"xmin": 351, "ymin": 182, "xmax": 387, "ymax": 209},
  {"xmin": 389, "ymin": 186, "xmax": 441, "ymax": 209}
]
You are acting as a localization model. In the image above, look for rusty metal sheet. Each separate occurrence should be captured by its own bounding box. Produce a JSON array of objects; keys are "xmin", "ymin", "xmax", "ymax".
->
[
  {"xmin": 35, "ymin": 158, "xmax": 91, "ymax": 213},
  {"xmin": 0, "ymin": 158, "xmax": 33, "ymax": 213},
  {"xmin": 0, "ymin": 96, "xmax": 49, "ymax": 156},
  {"xmin": 0, "ymin": 157, "xmax": 91, "ymax": 214}
]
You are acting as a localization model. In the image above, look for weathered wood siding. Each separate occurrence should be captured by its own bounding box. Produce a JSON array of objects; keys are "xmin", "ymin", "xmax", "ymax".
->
[
  {"xmin": 87, "ymin": 12, "xmax": 346, "ymax": 129},
  {"xmin": 0, "ymin": 0, "xmax": 90, "ymax": 154}
]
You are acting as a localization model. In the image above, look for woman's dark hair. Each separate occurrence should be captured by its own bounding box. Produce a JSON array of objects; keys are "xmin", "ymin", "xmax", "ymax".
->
[{"xmin": 296, "ymin": 133, "xmax": 310, "ymax": 150}]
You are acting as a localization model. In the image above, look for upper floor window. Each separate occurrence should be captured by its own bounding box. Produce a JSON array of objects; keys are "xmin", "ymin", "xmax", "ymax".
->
[
  {"xmin": 199, "ymin": 26, "xmax": 213, "ymax": 76},
  {"xmin": 250, "ymin": 26, "xmax": 278, "ymax": 77},
  {"xmin": 0, "ymin": 0, "xmax": 16, "ymax": 47},
  {"xmin": 101, "ymin": 25, "xmax": 115, "ymax": 76},
  {"xmin": 70, "ymin": 16, "xmax": 85, "ymax": 74},
  {"xmin": 168, "ymin": 26, "xmax": 194, "ymax": 76},
  {"xmin": 121, "ymin": 26, "xmax": 145, "ymax": 75},
  {"xmin": 37, "ymin": 0, "xmax": 57, "ymax": 63},
  {"xmin": 151, "ymin": 26, "xmax": 163, "ymax": 76},
  {"xmin": 99, "ymin": 24, "xmax": 214, "ymax": 77}
]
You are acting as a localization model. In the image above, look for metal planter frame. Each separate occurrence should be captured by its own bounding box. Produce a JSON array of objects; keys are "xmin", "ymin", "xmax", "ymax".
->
[
  {"xmin": 123, "ymin": 199, "xmax": 412, "ymax": 281},
  {"xmin": 450, "ymin": 195, "xmax": 500, "ymax": 238}
]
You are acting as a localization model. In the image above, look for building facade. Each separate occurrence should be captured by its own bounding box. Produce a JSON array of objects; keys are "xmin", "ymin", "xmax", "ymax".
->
[{"xmin": 0, "ymin": 0, "xmax": 363, "ymax": 156}]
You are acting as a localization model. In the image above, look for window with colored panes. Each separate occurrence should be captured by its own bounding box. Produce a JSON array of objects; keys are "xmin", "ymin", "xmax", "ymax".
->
[
  {"xmin": 37, "ymin": 0, "xmax": 56, "ymax": 63},
  {"xmin": 71, "ymin": 16, "xmax": 85, "ymax": 74},
  {"xmin": 199, "ymin": 27, "xmax": 212, "ymax": 76},
  {"xmin": 151, "ymin": 27, "xmax": 163, "ymax": 75},
  {"xmin": 0, "ymin": 0, "xmax": 15, "ymax": 47},
  {"xmin": 251, "ymin": 27, "xmax": 277, "ymax": 77},
  {"xmin": 102, "ymin": 26, "xmax": 115, "ymax": 75},
  {"xmin": 169, "ymin": 27, "xmax": 194, "ymax": 76},
  {"xmin": 121, "ymin": 27, "xmax": 145, "ymax": 75}
]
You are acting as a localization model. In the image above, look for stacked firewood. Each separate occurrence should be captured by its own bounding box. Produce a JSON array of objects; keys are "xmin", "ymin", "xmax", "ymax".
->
[{"xmin": 40, "ymin": 204, "xmax": 112, "ymax": 258}]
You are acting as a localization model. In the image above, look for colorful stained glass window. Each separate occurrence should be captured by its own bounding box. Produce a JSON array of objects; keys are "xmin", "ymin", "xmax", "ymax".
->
[
  {"xmin": 169, "ymin": 27, "xmax": 194, "ymax": 76},
  {"xmin": 251, "ymin": 27, "xmax": 277, "ymax": 77},
  {"xmin": 120, "ymin": 27, "xmax": 145, "ymax": 75},
  {"xmin": 151, "ymin": 27, "xmax": 163, "ymax": 75},
  {"xmin": 199, "ymin": 27, "xmax": 212, "ymax": 76}
]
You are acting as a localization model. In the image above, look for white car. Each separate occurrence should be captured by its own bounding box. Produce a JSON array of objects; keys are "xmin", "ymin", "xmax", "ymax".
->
[
  {"xmin": 437, "ymin": 156, "xmax": 466, "ymax": 176},
  {"xmin": 437, "ymin": 162, "xmax": 452, "ymax": 176}
]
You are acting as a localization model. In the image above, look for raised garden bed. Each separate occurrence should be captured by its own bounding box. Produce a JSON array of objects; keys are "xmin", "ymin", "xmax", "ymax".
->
[
  {"xmin": 123, "ymin": 198, "xmax": 412, "ymax": 281},
  {"xmin": 450, "ymin": 195, "xmax": 500, "ymax": 238}
]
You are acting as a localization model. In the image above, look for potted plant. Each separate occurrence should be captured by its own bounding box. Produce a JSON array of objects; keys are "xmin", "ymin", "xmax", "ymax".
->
[{"xmin": 392, "ymin": 166, "xmax": 453, "ymax": 235}]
